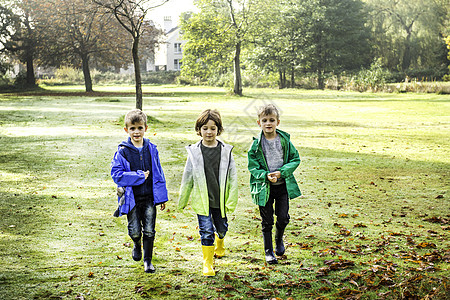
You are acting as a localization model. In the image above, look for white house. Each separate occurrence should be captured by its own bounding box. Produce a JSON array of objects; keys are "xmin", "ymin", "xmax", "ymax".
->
[{"xmin": 153, "ymin": 16, "xmax": 185, "ymax": 71}]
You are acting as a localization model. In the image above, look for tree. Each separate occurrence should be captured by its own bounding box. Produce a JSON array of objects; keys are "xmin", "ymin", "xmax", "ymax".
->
[
  {"xmin": 0, "ymin": 1, "xmax": 41, "ymax": 86},
  {"xmin": 93, "ymin": 0, "xmax": 167, "ymax": 110},
  {"xmin": 181, "ymin": 0, "xmax": 262, "ymax": 95},
  {"xmin": 249, "ymin": 0, "xmax": 370, "ymax": 89},
  {"xmin": 179, "ymin": 8, "xmax": 235, "ymax": 83},
  {"xmin": 366, "ymin": 0, "xmax": 447, "ymax": 75},
  {"xmin": 247, "ymin": 1, "xmax": 306, "ymax": 89},
  {"xmin": 298, "ymin": 0, "xmax": 371, "ymax": 89},
  {"xmin": 37, "ymin": 0, "xmax": 135, "ymax": 92}
]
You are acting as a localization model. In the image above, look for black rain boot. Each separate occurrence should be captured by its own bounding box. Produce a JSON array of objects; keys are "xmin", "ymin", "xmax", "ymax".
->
[
  {"xmin": 263, "ymin": 231, "xmax": 278, "ymax": 264},
  {"xmin": 143, "ymin": 236, "xmax": 155, "ymax": 273},
  {"xmin": 132, "ymin": 238, "xmax": 142, "ymax": 261},
  {"xmin": 275, "ymin": 226, "xmax": 285, "ymax": 256}
]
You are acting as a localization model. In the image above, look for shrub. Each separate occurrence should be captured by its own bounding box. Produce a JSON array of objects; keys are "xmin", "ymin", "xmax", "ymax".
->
[
  {"xmin": 346, "ymin": 58, "xmax": 393, "ymax": 92},
  {"xmin": 54, "ymin": 67, "xmax": 84, "ymax": 83},
  {"xmin": 388, "ymin": 80, "xmax": 450, "ymax": 94},
  {"xmin": 13, "ymin": 71, "xmax": 29, "ymax": 87},
  {"xmin": 0, "ymin": 59, "xmax": 12, "ymax": 88},
  {"xmin": 141, "ymin": 71, "xmax": 179, "ymax": 84}
]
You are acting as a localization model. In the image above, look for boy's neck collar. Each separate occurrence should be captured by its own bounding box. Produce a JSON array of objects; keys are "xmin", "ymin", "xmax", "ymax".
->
[
  {"xmin": 201, "ymin": 139, "xmax": 219, "ymax": 148},
  {"xmin": 263, "ymin": 132, "xmax": 278, "ymax": 140},
  {"xmin": 128, "ymin": 137, "xmax": 145, "ymax": 148}
]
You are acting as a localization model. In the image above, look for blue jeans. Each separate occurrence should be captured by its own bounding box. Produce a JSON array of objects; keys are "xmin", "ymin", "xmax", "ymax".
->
[
  {"xmin": 127, "ymin": 200, "xmax": 157, "ymax": 241},
  {"xmin": 197, "ymin": 208, "xmax": 228, "ymax": 246}
]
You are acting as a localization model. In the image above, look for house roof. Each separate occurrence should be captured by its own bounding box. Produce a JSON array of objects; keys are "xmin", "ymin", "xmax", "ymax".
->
[{"xmin": 166, "ymin": 26, "xmax": 179, "ymax": 35}]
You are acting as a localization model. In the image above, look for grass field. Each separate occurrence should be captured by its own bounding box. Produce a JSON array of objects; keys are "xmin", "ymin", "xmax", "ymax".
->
[{"xmin": 0, "ymin": 85, "xmax": 449, "ymax": 299}]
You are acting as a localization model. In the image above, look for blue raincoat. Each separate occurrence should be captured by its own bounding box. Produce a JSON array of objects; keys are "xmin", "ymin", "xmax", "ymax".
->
[{"xmin": 111, "ymin": 138, "xmax": 168, "ymax": 216}]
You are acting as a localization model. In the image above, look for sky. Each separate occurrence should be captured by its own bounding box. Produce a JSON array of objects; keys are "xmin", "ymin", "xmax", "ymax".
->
[{"xmin": 147, "ymin": 0, "xmax": 197, "ymax": 29}]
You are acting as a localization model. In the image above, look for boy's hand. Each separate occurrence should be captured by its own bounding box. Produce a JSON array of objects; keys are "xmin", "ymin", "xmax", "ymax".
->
[
  {"xmin": 144, "ymin": 170, "xmax": 150, "ymax": 180},
  {"xmin": 271, "ymin": 171, "xmax": 281, "ymax": 178},
  {"xmin": 160, "ymin": 203, "xmax": 166, "ymax": 211},
  {"xmin": 267, "ymin": 173, "xmax": 277, "ymax": 183}
]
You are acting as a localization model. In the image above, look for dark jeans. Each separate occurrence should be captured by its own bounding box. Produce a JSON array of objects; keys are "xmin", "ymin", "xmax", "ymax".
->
[
  {"xmin": 259, "ymin": 183, "xmax": 290, "ymax": 234},
  {"xmin": 127, "ymin": 199, "xmax": 157, "ymax": 241},
  {"xmin": 197, "ymin": 208, "xmax": 228, "ymax": 246}
]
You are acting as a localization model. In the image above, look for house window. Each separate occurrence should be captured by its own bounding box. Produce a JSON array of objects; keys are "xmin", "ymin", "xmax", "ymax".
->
[
  {"xmin": 174, "ymin": 43, "xmax": 182, "ymax": 54},
  {"xmin": 174, "ymin": 59, "xmax": 182, "ymax": 70}
]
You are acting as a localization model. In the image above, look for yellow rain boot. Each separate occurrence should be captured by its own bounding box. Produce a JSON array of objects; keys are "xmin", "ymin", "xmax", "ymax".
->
[
  {"xmin": 202, "ymin": 245, "xmax": 215, "ymax": 276},
  {"xmin": 215, "ymin": 236, "xmax": 225, "ymax": 258}
]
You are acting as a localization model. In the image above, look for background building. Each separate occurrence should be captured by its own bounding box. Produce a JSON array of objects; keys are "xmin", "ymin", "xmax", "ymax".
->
[{"xmin": 153, "ymin": 16, "xmax": 185, "ymax": 71}]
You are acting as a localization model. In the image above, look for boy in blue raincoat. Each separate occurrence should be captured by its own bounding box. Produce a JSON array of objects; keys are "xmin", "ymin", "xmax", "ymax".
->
[{"xmin": 111, "ymin": 109, "xmax": 168, "ymax": 273}]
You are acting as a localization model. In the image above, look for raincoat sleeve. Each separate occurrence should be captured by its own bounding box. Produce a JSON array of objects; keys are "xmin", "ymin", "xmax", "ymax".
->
[
  {"xmin": 111, "ymin": 151, "xmax": 146, "ymax": 187},
  {"xmin": 225, "ymin": 153, "xmax": 238, "ymax": 213},
  {"xmin": 178, "ymin": 155, "xmax": 194, "ymax": 210},
  {"xmin": 279, "ymin": 141, "xmax": 300, "ymax": 179}
]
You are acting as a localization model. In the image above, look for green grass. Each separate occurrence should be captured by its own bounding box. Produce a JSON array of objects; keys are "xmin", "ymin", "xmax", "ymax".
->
[{"xmin": 0, "ymin": 85, "xmax": 449, "ymax": 299}]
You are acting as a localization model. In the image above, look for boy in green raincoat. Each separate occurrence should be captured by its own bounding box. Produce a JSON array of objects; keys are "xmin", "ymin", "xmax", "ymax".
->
[{"xmin": 247, "ymin": 104, "xmax": 301, "ymax": 264}]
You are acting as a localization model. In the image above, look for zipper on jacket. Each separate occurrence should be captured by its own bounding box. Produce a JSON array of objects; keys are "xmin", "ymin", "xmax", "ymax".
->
[
  {"xmin": 222, "ymin": 146, "xmax": 233, "ymax": 217},
  {"xmin": 258, "ymin": 143, "xmax": 271, "ymax": 202}
]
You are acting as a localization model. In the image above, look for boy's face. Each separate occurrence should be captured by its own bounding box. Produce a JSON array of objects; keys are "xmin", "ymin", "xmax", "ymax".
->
[
  {"xmin": 257, "ymin": 113, "xmax": 280, "ymax": 136},
  {"xmin": 200, "ymin": 119, "xmax": 218, "ymax": 145},
  {"xmin": 124, "ymin": 121, "xmax": 147, "ymax": 146}
]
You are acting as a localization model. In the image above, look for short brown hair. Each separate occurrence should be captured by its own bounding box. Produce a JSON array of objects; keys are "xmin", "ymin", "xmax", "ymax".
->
[
  {"xmin": 124, "ymin": 109, "xmax": 147, "ymax": 128},
  {"xmin": 257, "ymin": 104, "xmax": 280, "ymax": 120},
  {"xmin": 195, "ymin": 109, "xmax": 223, "ymax": 136}
]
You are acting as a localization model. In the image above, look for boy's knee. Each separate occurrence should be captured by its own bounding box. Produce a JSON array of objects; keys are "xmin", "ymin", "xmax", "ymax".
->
[
  {"xmin": 129, "ymin": 232, "xmax": 141, "ymax": 241},
  {"xmin": 261, "ymin": 224, "xmax": 273, "ymax": 233},
  {"xmin": 200, "ymin": 230, "xmax": 215, "ymax": 246},
  {"xmin": 276, "ymin": 217, "xmax": 290, "ymax": 229},
  {"xmin": 216, "ymin": 232, "xmax": 226, "ymax": 239},
  {"xmin": 143, "ymin": 232, "xmax": 155, "ymax": 239}
]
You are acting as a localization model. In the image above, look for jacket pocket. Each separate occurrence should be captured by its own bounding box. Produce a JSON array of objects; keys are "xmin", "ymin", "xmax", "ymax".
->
[
  {"xmin": 250, "ymin": 181, "xmax": 266, "ymax": 195},
  {"xmin": 250, "ymin": 181, "xmax": 267, "ymax": 204},
  {"xmin": 286, "ymin": 175, "xmax": 301, "ymax": 199}
]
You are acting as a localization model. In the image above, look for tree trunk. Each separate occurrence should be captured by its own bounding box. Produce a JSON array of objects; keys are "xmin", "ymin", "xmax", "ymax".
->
[
  {"xmin": 132, "ymin": 38, "xmax": 143, "ymax": 110},
  {"xmin": 290, "ymin": 67, "xmax": 295, "ymax": 88},
  {"xmin": 81, "ymin": 53, "xmax": 93, "ymax": 92},
  {"xmin": 279, "ymin": 70, "xmax": 287, "ymax": 89},
  {"xmin": 233, "ymin": 41, "xmax": 243, "ymax": 96},
  {"xmin": 317, "ymin": 69, "xmax": 324, "ymax": 90},
  {"xmin": 279, "ymin": 70, "xmax": 284, "ymax": 89},
  {"xmin": 25, "ymin": 51, "xmax": 35, "ymax": 87},
  {"xmin": 402, "ymin": 32, "xmax": 412, "ymax": 71},
  {"xmin": 24, "ymin": 13, "xmax": 35, "ymax": 87}
]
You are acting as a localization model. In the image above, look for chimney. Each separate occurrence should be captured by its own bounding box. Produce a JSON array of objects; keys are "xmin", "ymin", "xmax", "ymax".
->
[{"xmin": 163, "ymin": 16, "xmax": 172, "ymax": 33}]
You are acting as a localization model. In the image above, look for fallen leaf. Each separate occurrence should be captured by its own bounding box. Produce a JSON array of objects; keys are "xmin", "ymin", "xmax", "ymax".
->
[{"xmin": 416, "ymin": 242, "xmax": 437, "ymax": 249}]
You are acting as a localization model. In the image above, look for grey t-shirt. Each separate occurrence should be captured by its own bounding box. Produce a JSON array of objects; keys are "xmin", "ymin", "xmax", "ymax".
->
[{"xmin": 261, "ymin": 134, "xmax": 285, "ymax": 185}]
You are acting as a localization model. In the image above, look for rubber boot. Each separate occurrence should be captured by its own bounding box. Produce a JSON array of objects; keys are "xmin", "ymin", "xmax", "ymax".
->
[
  {"xmin": 132, "ymin": 238, "xmax": 142, "ymax": 261},
  {"xmin": 263, "ymin": 231, "xmax": 278, "ymax": 264},
  {"xmin": 275, "ymin": 227, "xmax": 285, "ymax": 256},
  {"xmin": 202, "ymin": 245, "xmax": 215, "ymax": 276},
  {"xmin": 143, "ymin": 236, "xmax": 155, "ymax": 273},
  {"xmin": 215, "ymin": 236, "xmax": 225, "ymax": 258}
]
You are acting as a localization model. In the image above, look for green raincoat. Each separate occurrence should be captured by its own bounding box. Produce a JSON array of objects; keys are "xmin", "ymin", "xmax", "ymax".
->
[
  {"xmin": 247, "ymin": 129, "xmax": 301, "ymax": 206},
  {"xmin": 178, "ymin": 140, "xmax": 238, "ymax": 217}
]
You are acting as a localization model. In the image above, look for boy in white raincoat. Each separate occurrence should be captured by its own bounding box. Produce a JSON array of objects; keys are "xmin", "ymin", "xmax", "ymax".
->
[{"xmin": 178, "ymin": 109, "xmax": 238, "ymax": 276}]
